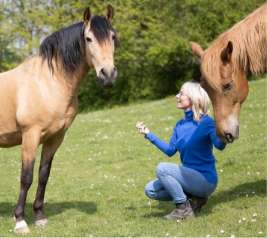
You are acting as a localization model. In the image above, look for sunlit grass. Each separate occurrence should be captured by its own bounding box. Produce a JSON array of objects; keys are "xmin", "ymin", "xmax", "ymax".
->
[{"xmin": 0, "ymin": 78, "xmax": 266, "ymax": 237}]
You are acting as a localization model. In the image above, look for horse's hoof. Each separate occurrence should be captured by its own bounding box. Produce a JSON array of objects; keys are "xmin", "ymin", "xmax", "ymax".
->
[
  {"xmin": 14, "ymin": 220, "xmax": 30, "ymax": 235},
  {"xmin": 35, "ymin": 218, "xmax": 48, "ymax": 227}
]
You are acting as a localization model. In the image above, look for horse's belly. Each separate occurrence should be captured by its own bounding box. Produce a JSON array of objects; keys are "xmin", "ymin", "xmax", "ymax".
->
[
  {"xmin": 0, "ymin": 131, "xmax": 22, "ymax": 147},
  {"xmin": 0, "ymin": 117, "xmax": 21, "ymax": 147}
]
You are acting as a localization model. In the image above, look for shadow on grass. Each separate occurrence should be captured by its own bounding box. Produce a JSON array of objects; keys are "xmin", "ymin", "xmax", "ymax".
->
[
  {"xmin": 0, "ymin": 201, "xmax": 97, "ymax": 222},
  {"xmin": 201, "ymin": 179, "xmax": 266, "ymax": 214},
  {"xmin": 142, "ymin": 202, "xmax": 173, "ymax": 218},
  {"xmin": 142, "ymin": 179, "xmax": 266, "ymax": 218}
]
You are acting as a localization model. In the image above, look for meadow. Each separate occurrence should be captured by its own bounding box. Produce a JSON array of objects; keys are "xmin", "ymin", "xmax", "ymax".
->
[{"xmin": 0, "ymin": 78, "xmax": 266, "ymax": 237}]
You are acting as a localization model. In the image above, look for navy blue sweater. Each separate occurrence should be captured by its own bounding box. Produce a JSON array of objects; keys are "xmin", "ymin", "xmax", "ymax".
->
[{"xmin": 145, "ymin": 110, "xmax": 226, "ymax": 184}]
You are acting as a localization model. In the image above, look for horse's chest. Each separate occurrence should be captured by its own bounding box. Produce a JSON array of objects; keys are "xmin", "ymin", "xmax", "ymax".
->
[
  {"xmin": 45, "ymin": 119, "xmax": 65, "ymax": 136},
  {"xmin": 44, "ymin": 104, "xmax": 77, "ymax": 137}
]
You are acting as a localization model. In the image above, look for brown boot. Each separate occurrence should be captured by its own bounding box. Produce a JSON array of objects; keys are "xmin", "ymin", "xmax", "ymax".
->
[
  {"xmin": 164, "ymin": 200, "xmax": 194, "ymax": 220},
  {"xmin": 188, "ymin": 196, "xmax": 208, "ymax": 213}
]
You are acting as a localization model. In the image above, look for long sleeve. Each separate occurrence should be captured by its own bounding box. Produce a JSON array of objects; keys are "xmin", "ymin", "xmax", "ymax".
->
[
  {"xmin": 207, "ymin": 120, "xmax": 226, "ymax": 151},
  {"xmin": 145, "ymin": 128, "xmax": 177, "ymax": 157}
]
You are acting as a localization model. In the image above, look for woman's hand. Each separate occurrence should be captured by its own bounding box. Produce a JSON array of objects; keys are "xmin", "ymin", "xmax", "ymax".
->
[{"xmin": 136, "ymin": 121, "xmax": 150, "ymax": 135}]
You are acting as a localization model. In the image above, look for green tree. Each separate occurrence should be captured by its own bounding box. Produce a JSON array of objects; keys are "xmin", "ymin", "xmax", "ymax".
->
[{"xmin": 0, "ymin": 0, "xmax": 265, "ymax": 110}]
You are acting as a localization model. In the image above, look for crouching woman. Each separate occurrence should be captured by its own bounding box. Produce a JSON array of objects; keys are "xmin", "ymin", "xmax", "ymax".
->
[{"xmin": 136, "ymin": 81, "xmax": 226, "ymax": 220}]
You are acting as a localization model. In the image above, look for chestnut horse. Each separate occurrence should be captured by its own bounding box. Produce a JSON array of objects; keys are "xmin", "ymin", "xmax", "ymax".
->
[
  {"xmin": 0, "ymin": 6, "xmax": 118, "ymax": 234},
  {"xmin": 191, "ymin": 3, "xmax": 267, "ymax": 143}
]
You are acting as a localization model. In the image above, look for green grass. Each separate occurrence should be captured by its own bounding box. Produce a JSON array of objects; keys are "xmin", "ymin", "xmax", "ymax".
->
[{"xmin": 0, "ymin": 78, "xmax": 266, "ymax": 237}]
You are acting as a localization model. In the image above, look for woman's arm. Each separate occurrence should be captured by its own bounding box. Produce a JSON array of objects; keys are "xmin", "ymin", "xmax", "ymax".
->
[
  {"xmin": 209, "ymin": 129, "xmax": 226, "ymax": 150},
  {"xmin": 207, "ymin": 119, "xmax": 226, "ymax": 150},
  {"xmin": 136, "ymin": 122, "xmax": 177, "ymax": 157},
  {"xmin": 145, "ymin": 131, "xmax": 177, "ymax": 157}
]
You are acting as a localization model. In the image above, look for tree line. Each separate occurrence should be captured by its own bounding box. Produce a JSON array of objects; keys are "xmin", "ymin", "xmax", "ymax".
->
[{"xmin": 0, "ymin": 0, "xmax": 264, "ymax": 110}]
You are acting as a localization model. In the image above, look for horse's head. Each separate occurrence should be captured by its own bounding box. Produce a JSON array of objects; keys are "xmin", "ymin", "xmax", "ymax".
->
[
  {"xmin": 83, "ymin": 6, "xmax": 118, "ymax": 87},
  {"xmin": 191, "ymin": 41, "xmax": 249, "ymax": 143}
]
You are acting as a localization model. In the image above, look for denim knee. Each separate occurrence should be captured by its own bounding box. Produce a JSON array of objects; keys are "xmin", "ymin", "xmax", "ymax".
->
[
  {"xmin": 144, "ymin": 182, "xmax": 156, "ymax": 199},
  {"xmin": 156, "ymin": 162, "xmax": 168, "ymax": 178}
]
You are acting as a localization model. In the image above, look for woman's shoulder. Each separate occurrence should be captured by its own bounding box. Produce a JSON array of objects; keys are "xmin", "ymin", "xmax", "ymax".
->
[
  {"xmin": 174, "ymin": 118, "xmax": 186, "ymax": 129},
  {"xmin": 175, "ymin": 119, "xmax": 183, "ymax": 127},
  {"xmin": 200, "ymin": 114, "xmax": 215, "ymax": 125}
]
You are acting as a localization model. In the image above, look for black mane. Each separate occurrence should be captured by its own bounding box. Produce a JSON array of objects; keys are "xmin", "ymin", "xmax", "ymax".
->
[
  {"xmin": 39, "ymin": 16, "xmax": 113, "ymax": 73},
  {"xmin": 39, "ymin": 22, "xmax": 84, "ymax": 73}
]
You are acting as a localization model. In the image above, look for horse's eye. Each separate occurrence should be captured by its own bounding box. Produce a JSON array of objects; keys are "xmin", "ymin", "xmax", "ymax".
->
[
  {"xmin": 86, "ymin": 37, "xmax": 92, "ymax": 43},
  {"xmin": 112, "ymin": 35, "xmax": 116, "ymax": 41},
  {"xmin": 222, "ymin": 80, "xmax": 234, "ymax": 92}
]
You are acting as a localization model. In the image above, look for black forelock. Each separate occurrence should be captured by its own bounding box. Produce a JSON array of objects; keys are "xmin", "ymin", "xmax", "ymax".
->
[{"xmin": 90, "ymin": 16, "xmax": 112, "ymax": 43}]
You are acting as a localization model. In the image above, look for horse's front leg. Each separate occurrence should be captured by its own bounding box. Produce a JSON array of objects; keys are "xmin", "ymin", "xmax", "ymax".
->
[
  {"xmin": 33, "ymin": 131, "xmax": 65, "ymax": 227},
  {"xmin": 14, "ymin": 128, "xmax": 41, "ymax": 234}
]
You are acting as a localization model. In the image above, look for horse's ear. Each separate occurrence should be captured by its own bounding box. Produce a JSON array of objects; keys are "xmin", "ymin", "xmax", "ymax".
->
[
  {"xmin": 221, "ymin": 41, "xmax": 233, "ymax": 64},
  {"xmin": 106, "ymin": 4, "xmax": 114, "ymax": 22},
  {"xmin": 190, "ymin": 41, "xmax": 204, "ymax": 60},
  {"xmin": 83, "ymin": 7, "xmax": 91, "ymax": 24}
]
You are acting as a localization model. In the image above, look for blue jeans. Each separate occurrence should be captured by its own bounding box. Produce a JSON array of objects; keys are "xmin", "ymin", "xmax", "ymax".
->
[{"xmin": 145, "ymin": 162, "xmax": 217, "ymax": 204}]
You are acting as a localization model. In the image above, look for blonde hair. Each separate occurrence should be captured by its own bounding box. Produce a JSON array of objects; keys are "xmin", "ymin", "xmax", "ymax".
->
[{"xmin": 181, "ymin": 81, "xmax": 210, "ymax": 121}]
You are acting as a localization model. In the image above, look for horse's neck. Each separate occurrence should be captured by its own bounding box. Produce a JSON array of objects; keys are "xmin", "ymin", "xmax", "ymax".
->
[
  {"xmin": 240, "ymin": 13, "xmax": 267, "ymax": 75},
  {"xmin": 57, "ymin": 62, "xmax": 89, "ymax": 98},
  {"xmin": 244, "ymin": 36, "xmax": 267, "ymax": 76}
]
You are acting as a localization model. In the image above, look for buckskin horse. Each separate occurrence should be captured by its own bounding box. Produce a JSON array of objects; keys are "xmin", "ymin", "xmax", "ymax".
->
[
  {"xmin": 191, "ymin": 3, "xmax": 267, "ymax": 143},
  {"xmin": 0, "ymin": 5, "xmax": 118, "ymax": 234}
]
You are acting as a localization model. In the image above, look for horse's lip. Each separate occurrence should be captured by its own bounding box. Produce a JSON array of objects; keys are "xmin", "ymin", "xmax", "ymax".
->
[
  {"xmin": 225, "ymin": 138, "xmax": 233, "ymax": 143},
  {"xmin": 103, "ymin": 82, "xmax": 113, "ymax": 88},
  {"xmin": 97, "ymin": 76, "xmax": 114, "ymax": 88}
]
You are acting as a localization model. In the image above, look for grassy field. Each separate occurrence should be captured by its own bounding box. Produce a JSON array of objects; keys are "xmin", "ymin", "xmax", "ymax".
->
[{"xmin": 0, "ymin": 79, "xmax": 266, "ymax": 237}]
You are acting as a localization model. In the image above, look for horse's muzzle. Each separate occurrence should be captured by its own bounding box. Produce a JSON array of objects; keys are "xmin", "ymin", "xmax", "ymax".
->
[
  {"xmin": 222, "ymin": 125, "xmax": 239, "ymax": 143},
  {"xmin": 97, "ymin": 67, "xmax": 117, "ymax": 87},
  {"xmin": 218, "ymin": 113, "xmax": 240, "ymax": 143}
]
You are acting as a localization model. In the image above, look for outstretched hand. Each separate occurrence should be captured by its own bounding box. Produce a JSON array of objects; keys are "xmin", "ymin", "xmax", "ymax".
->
[{"xmin": 136, "ymin": 121, "xmax": 150, "ymax": 135}]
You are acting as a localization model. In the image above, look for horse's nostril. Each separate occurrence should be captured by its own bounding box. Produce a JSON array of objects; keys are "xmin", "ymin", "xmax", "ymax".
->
[
  {"xmin": 225, "ymin": 133, "xmax": 234, "ymax": 143},
  {"xmin": 100, "ymin": 68, "xmax": 107, "ymax": 77}
]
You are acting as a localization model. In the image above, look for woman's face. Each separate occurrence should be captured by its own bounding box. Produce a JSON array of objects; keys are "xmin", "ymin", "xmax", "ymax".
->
[{"xmin": 176, "ymin": 89, "xmax": 192, "ymax": 110}]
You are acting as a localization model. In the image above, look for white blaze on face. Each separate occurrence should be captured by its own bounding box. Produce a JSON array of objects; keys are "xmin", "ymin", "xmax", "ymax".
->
[{"xmin": 222, "ymin": 113, "xmax": 239, "ymax": 139}]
